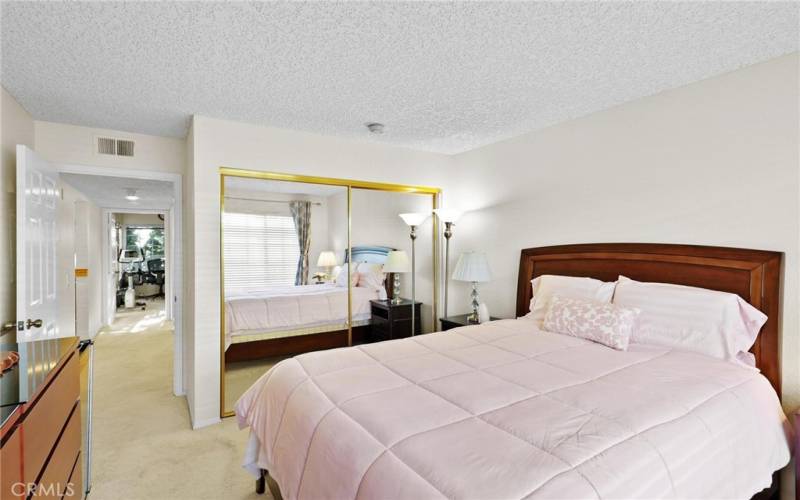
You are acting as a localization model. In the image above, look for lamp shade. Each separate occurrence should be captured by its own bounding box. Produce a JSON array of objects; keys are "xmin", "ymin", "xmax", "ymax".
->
[
  {"xmin": 452, "ymin": 251, "xmax": 492, "ymax": 282},
  {"xmin": 399, "ymin": 212, "xmax": 430, "ymax": 227},
  {"xmin": 433, "ymin": 208, "xmax": 463, "ymax": 224},
  {"xmin": 383, "ymin": 250, "xmax": 410, "ymax": 273},
  {"xmin": 317, "ymin": 251, "xmax": 338, "ymax": 267}
]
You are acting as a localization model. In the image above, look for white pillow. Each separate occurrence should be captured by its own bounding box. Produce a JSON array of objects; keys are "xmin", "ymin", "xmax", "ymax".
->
[
  {"xmin": 335, "ymin": 265, "xmax": 358, "ymax": 288},
  {"xmin": 612, "ymin": 276, "xmax": 767, "ymax": 364},
  {"xmin": 527, "ymin": 275, "xmax": 616, "ymax": 327},
  {"xmin": 543, "ymin": 295, "xmax": 640, "ymax": 351},
  {"xmin": 357, "ymin": 262, "xmax": 385, "ymax": 291}
]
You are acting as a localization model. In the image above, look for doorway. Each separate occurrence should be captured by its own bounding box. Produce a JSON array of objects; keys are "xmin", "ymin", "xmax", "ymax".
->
[
  {"xmin": 109, "ymin": 212, "xmax": 168, "ymax": 331},
  {"xmin": 57, "ymin": 165, "xmax": 183, "ymax": 396}
]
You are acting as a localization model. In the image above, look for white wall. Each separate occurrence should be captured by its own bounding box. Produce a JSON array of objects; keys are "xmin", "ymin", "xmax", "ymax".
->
[
  {"xmin": 187, "ymin": 115, "xmax": 454, "ymax": 426},
  {"xmin": 87, "ymin": 201, "xmax": 103, "ymax": 335},
  {"xmin": 73, "ymin": 198, "xmax": 103, "ymax": 337},
  {"xmin": 56, "ymin": 184, "xmax": 78, "ymax": 336},
  {"xmin": 0, "ymin": 87, "xmax": 35, "ymax": 334},
  {"xmin": 117, "ymin": 213, "xmax": 164, "ymax": 226},
  {"xmin": 183, "ymin": 121, "xmax": 196, "ymax": 420},
  {"xmin": 327, "ymin": 191, "xmax": 348, "ymax": 259},
  {"xmin": 35, "ymin": 121, "xmax": 185, "ymax": 174},
  {"xmin": 450, "ymin": 54, "xmax": 800, "ymax": 413},
  {"xmin": 57, "ymin": 182, "xmax": 103, "ymax": 338}
]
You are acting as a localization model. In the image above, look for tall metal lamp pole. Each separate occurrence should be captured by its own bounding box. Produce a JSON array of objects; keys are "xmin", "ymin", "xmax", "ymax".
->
[
  {"xmin": 410, "ymin": 225, "xmax": 417, "ymax": 335},
  {"xmin": 433, "ymin": 209, "xmax": 463, "ymax": 319},
  {"xmin": 399, "ymin": 213, "xmax": 430, "ymax": 336}
]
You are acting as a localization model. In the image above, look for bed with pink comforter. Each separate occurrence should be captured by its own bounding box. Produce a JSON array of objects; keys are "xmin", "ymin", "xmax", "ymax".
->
[
  {"xmin": 225, "ymin": 284, "xmax": 380, "ymax": 349},
  {"xmin": 235, "ymin": 318, "xmax": 790, "ymax": 499}
]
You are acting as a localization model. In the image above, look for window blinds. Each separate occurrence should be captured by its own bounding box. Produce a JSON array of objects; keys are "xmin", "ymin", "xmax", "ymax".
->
[{"xmin": 223, "ymin": 211, "xmax": 300, "ymax": 290}]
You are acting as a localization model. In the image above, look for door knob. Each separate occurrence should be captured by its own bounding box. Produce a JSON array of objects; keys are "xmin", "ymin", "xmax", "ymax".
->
[
  {"xmin": 26, "ymin": 319, "xmax": 43, "ymax": 329},
  {"xmin": 2, "ymin": 321, "xmax": 16, "ymax": 333}
]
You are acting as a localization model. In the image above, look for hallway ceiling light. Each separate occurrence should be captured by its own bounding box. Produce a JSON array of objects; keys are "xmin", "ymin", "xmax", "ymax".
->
[
  {"xmin": 366, "ymin": 122, "xmax": 384, "ymax": 134},
  {"xmin": 125, "ymin": 189, "xmax": 140, "ymax": 201}
]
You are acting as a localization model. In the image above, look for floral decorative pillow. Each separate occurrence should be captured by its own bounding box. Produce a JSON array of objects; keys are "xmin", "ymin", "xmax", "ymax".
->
[{"xmin": 543, "ymin": 295, "xmax": 640, "ymax": 350}]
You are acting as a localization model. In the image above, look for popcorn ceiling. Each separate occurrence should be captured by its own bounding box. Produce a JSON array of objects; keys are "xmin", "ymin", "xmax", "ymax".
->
[{"xmin": 1, "ymin": 2, "xmax": 796, "ymax": 154}]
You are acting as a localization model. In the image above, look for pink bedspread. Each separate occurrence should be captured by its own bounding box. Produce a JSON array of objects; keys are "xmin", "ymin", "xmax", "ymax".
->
[
  {"xmin": 236, "ymin": 319, "xmax": 790, "ymax": 499},
  {"xmin": 225, "ymin": 285, "xmax": 378, "ymax": 349}
]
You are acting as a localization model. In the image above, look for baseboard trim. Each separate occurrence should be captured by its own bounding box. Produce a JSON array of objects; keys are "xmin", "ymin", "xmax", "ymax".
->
[{"xmin": 192, "ymin": 415, "xmax": 221, "ymax": 430}]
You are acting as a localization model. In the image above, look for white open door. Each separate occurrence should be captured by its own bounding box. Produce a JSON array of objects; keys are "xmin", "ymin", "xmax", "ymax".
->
[{"xmin": 16, "ymin": 145, "xmax": 60, "ymax": 342}]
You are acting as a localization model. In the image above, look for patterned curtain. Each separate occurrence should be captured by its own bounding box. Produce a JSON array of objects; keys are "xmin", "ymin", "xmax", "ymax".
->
[{"xmin": 289, "ymin": 200, "xmax": 312, "ymax": 285}]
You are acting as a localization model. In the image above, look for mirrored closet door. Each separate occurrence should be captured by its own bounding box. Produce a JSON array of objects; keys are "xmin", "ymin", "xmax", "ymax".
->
[
  {"xmin": 350, "ymin": 188, "xmax": 437, "ymax": 338},
  {"xmin": 220, "ymin": 171, "xmax": 440, "ymax": 417},
  {"xmin": 221, "ymin": 175, "xmax": 349, "ymax": 414}
]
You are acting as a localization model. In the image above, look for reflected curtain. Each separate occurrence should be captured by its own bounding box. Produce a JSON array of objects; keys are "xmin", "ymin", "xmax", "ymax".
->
[{"xmin": 289, "ymin": 200, "xmax": 312, "ymax": 285}]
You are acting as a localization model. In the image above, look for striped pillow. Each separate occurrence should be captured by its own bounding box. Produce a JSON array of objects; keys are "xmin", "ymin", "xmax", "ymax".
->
[
  {"xmin": 612, "ymin": 276, "xmax": 767, "ymax": 364},
  {"xmin": 527, "ymin": 275, "xmax": 617, "ymax": 327}
]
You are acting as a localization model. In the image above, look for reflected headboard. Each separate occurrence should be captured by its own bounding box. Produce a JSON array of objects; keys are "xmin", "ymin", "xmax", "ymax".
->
[
  {"xmin": 515, "ymin": 243, "xmax": 782, "ymax": 396},
  {"xmin": 346, "ymin": 245, "xmax": 395, "ymax": 265}
]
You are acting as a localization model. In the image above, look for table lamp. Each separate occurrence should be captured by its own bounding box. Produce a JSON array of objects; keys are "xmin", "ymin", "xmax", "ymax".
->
[
  {"xmin": 452, "ymin": 251, "xmax": 492, "ymax": 323},
  {"xmin": 383, "ymin": 250, "xmax": 410, "ymax": 304},
  {"xmin": 316, "ymin": 251, "xmax": 338, "ymax": 282}
]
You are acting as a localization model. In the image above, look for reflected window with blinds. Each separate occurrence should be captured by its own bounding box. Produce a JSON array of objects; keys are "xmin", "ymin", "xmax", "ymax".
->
[{"xmin": 223, "ymin": 211, "xmax": 300, "ymax": 290}]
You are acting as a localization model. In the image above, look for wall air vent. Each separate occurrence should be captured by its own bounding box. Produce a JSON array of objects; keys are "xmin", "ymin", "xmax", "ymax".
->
[
  {"xmin": 116, "ymin": 139, "xmax": 135, "ymax": 157},
  {"xmin": 97, "ymin": 137, "xmax": 116, "ymax": 155},
  {"xmin": 96, "ymin": 137, "xmax": 135, "ymax": 157}
]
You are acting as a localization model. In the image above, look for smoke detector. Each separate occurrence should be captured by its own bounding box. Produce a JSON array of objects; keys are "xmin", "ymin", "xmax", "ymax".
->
[{"xmin": 365, "ymin": 122, "xmax": 385, "ymax": 134}]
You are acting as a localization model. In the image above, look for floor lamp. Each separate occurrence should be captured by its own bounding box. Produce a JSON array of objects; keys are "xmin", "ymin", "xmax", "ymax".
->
[
  {"xmin": 399, "ymin": 212, "xmax": 430, "ymax": 336},
  {"xmin": 433, "ymin": 208, "xmax": 462, "ymax": 318}
]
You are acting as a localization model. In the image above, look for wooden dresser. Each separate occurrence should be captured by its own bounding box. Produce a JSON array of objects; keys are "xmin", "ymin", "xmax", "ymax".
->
[{"xmin": 1, "ymin": 336, "xmax": 82, "ymax": 499}]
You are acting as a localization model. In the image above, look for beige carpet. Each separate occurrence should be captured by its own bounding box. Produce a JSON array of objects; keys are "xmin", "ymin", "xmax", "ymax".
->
[
  {"xmin": 91, "ymin": 304, "xmax": 273, "ymax": 500},
  {"xmin": 224, "ymin": 358, "xmax": 282, "ymax": 412}
]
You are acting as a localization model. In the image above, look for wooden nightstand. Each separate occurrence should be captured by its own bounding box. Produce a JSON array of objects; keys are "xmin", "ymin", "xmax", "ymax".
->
[
  {"xmin": 440, "ymin": 314, "xmax": 501, "ymax": 331},
  {"xmin": 370, "ymin": 299, "xmax": 422, "ymax": 341}
]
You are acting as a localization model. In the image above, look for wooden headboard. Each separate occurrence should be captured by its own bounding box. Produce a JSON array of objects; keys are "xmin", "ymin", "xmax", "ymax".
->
[{"xmin": 516, "ymin": 243, "xmax": 782, "ymax": 396}]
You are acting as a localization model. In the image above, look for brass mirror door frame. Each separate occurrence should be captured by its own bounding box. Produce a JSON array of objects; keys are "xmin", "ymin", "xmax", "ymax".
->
[{"xmin": 220, "ymin": 167, "xmax": 441, "ymax": 418}]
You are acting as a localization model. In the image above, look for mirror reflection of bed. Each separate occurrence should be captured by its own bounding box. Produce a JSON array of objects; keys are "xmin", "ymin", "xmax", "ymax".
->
[
  {"xmin": 221, "ymin": 174, "xmax": 439, "ymax": 415},
  {"xmin": 222, "ymin": 178, "xmax": 348, "ymax": 412}
]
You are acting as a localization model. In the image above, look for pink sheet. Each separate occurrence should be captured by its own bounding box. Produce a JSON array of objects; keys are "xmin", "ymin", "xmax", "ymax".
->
[{"xmin": 236, "ymin": 319, "xmax": 791, "ymax": 499}]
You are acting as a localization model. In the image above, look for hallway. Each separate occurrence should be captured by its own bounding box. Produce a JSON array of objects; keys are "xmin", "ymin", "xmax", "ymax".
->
[{"xmin": 91, "ymin": 305, "xmax": 266, "ymax": 499}]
